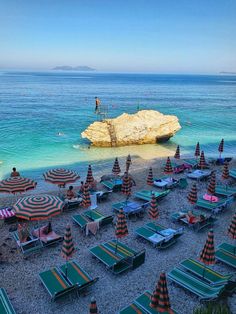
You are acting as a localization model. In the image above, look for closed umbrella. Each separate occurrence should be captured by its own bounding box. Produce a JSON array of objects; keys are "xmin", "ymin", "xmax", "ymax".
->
[
  {"xmin": 112, "ymin": 157, "xmax": 121, "ymax": 175},
  {"xmin": 222, "ymin": 162, "xmax": 229, "ymax": 180},
  {"xmin": 228, "ymin": 212, "xmax": 236, "ymax": 254},
  {"xmin": 86, "ymin": 165, "xmax": 95, "ymax": 189},
  {"xmin": 82, "ymin": 182, "xmax": 91, "ymax": 208},
  {"xmin": 122, "ymin": 172, "xmax": 131, "ymax": 200},
  {"xmin": 195, "ymin": 142, "xmax": 200, "ymax": 159},
  {"xmin": 149, "ymin": 193, "xmax": 159, "ymax": 233},
  {"xmin": 207, "ymin": 171, "xmax": 216, "ymax": 196},
  {"xmin": 126, "ymin": 154, "xmax": 132, "ymax": 173},
  {"xmin": 0, "ymin": 177, "xmax": 37, "ymax": 194},
  {"xmin": 61, "ymin": 224, "xmax": 75, "ymax": 278},
  {"xmin": 174, "ymin": 145, "xmax": 180, "ymax": 159},
  {"xmin": 89, "ymin": 297, "xmax": 98, "ymax": 314},
  {"xmin": 199, "ymin": 229, "xmax": 215, "ymax": 277},
  {"xmin": 150, "ymin": 272, "xmax": 174, "ymax": 313},
  {"xmin": 198, "ymin": 151, "xmax": 206, "ymax": 169},
  {"xmin": 115, "ymin": 208, "xmax": 128, "ymax": 253},
  {"xmin": 218, "ymin": 139, "xmax": 224, "ymax": 159},
  {"xmin": 147, "ymin": 167, "xmax": 154, "ymax": 186},
  {"xmin": 188, "ymin": 183, "xmax": 197, "ymax": 205},
  {"xmin": 164, "ymin": 157, "xmax": 173, "ymax": 175}
]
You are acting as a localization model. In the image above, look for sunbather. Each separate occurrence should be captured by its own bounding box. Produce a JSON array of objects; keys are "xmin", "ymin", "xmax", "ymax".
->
[
  {"xmin": 18, "ymin": 221, "xmax": 31, "ymax": 242},
  {"xmin": 65, "ymin": 186, "xmax": 81, "ymax": 202},
  {"xmin": 11, "ymin": 167, "xmax": 20, "ymax": 177},
  {"xmin": 180, "ymin": 211, "xmax": 205, "ymax": 224}
]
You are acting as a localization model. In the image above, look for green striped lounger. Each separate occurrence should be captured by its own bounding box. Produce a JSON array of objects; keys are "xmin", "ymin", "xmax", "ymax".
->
[
  {"xmin": 84, "ymin": 209, "xmax": 113, "ymax": 225},
  {"xmin": 215, "ymin": 249, "xmax": 236, "ymax": 269},
  {"xmin": 229, "ymin": 169, "xmax": 236, "ymax": 179},
  {"xmin": 72, "ymin": 214, "xmax": 90, "ymax": 229},
  {"xmin": 134, "ymin": 190, "xmax": 170, "ymax": 202},
  {"xmin": 196, "ymin": 198, "xmax": 228, "ymax": 212},
  {"xmin": 0, "ymin": 288, "xmax": 16, "ymax": 314},
  {"xmin": 215, "ymin": 185, "xmax": 236, "ymax": 197}
]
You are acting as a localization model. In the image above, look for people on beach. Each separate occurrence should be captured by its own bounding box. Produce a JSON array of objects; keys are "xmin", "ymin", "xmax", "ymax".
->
[
  {"xmin": 181, "ymin": 211, "xmax": 205, "ymax": 224},
  {"xmin": 65, "ymin": 185, "xmax": 81, "ymax": 202},
  {"xmin": 11, "ymin": 167, "xmax": 20, "ymax": 177},
  {"xmin": 79, "ymin": 181, "xmax": 85, "ymax": 194},
  {"xmin": 94, "ymin": 97, "xmax": 101, "ymax": 113}
]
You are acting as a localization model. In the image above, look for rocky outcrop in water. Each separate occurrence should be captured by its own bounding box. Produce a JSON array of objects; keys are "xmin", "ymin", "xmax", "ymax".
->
[{"xmin": 81, "ymin": 110, "xmax": 181, "ymax": 147}]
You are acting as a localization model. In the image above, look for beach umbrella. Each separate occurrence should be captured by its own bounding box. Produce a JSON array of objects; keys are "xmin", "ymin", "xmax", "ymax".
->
[
  {"xmin": 207, "ymin": 171, "xmax": 216, "ymax": 196},
  {"xmin": 187, "ymin": 183, "xmax": 197, "ymax": 204},
  {"xmin": 218, "ymin": 139, "xmax": 224, "ymax": 158},
  {"xmin": 112, "ymin": 157, "xmax": 121, "ymax": 175},
  {"xmin": 198, "ymin": 151, "xmax": 206, "ymax": 169},
  {"xmin": 86, "ymin": 165, "xmax": 95, "ymax": 186},
  {"xmin": 61, "ymin": 224, "xmax": 75, "ymax": 278},
  {"xmin": 174, "ymin": 145, "xmax": 180, "ymax": 159},
  {"xmin": 43, "ymin": 168, "xmax": 80, "ymax": 187},
  {"xmin": 147, "ymin": 167, "xmax": 154, "ymax": 186},
  {"xmin": 121, "ymin": 172, "xmax": 131, "ymax": 198},
  {"xmin": 150, "ymin": 272, "xmax": 174, "ymax": 313},
  {"xmin": 199, "ymin": 229, "xmax": 215, "ymax": 277},
  {"xmin": 115, "ymin": 208, "xmax": 128, "ymax": 252},
  {"xmin": 222, "ymin": 162, "xmax": 229, "ymax": 180},
  {"xmin": 195, "ymin": 142, "xmax": 200, "ymax": 159},
  {"xmin": 89, "ymin": 297, "xmax": 98, "ymax": 314},
  {"xmin": 164, "ymin": 157, "xmax": 173, "ymax": 175},
  {"xmin": 13, "ymin": 194, "xmax": 63, "ymax": 220},
  {"xmin": 82, "ymin": 182, "xmax": 91, "ymax": 208},
  {"xmin": 126, "ymin": 154, "xmax": 132, "ymax": 172},
  {"xmin": 0, "ymin": 177, "xmax": 37, "ymax": 194},
  {"xmin": 149, "ymin": 193, "xmax": 159, "ymax": 220},
  {"xmin": 228, "ymin": 212, "xmax": 236, "ymax": 254}
]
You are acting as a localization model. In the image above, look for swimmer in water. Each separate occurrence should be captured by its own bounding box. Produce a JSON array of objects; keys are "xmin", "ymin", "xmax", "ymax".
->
[{"xmin": 57, "ymin": 132, "xmax": 64, "ymax": 136}]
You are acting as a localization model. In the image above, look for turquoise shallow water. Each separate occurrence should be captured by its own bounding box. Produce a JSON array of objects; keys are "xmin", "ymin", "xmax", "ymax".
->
[{"xmin": 0, "ymin": 71, "xmax": 236, "ymax": 183}]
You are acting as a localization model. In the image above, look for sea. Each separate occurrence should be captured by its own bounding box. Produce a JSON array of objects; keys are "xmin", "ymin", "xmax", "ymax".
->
[{"xmin": 0, "ymin": 71, "xmax": 236, "ymax": 190}]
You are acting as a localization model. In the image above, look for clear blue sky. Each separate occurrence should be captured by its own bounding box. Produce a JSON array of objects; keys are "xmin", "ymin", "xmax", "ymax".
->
[{"xmin": 0, "ymin": 0, "xmax": 235, "ymax": 73}]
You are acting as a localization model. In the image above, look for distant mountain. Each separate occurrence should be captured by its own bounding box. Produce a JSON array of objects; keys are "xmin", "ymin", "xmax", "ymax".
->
[
  {"xmin": 219, "ymin": 71, "xmax": 236, "ymax": 75},
  {"xmin": 52, "ymin": 65, "xmax": 95, "ymax": 71}
]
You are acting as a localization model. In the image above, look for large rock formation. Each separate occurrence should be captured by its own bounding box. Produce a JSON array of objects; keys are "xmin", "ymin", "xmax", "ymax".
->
[{"xmin": 81, "ymin": 110, "xmax": 181, "ymax": 147}]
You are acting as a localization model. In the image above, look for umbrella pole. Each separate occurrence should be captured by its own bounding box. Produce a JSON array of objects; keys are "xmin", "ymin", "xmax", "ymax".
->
[
  {"xmin": 115, "ymin": 239, "xmax": 119, "ymax": 254},
  {"xmin": 202, "ymin": 264, "xmax": 206, "ymax": 278},
  {"xmin": 65, "ymin": 261, "xmax": 68, "ymax": 278}
]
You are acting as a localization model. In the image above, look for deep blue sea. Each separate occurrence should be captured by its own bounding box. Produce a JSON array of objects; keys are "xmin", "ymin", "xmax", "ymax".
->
[{"xmin": 0, "ymin": 71, "xmax": 236, "ymax": 185}]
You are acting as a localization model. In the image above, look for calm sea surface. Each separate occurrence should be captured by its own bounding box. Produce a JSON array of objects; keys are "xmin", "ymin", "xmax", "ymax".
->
[{"xmin": 0, "ymin": 71, "xmax": 236, "ymax": 183}]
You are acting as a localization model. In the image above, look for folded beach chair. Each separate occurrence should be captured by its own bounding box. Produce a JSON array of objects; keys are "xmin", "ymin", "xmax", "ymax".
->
[
  {"xmin": 167, "ymin": 268, "xmax": 225, "ymax": 300},
  {"xmin": 179, "ymin": 258, "xmax": 233, "ymax": 286},
  {"xmin": 11, "ymin": 230, "xmax": 43, "ymax": 256},
  {"xmin": 134, "ymin": 190, "xmax": 170, "ymax": 202},
  {"xmin": 215, "ymin": 249, "xmax": 236, "ymax": 269},
  {"xmin": 0, "ymin": 207, "xmax": 16, "ymax": 225},
  {"xmin": 153, "ymin": 177, "xmax": 179, "ymax": 189},
  {"xmin": 59, "ymin": 261, "xmax": 98, "ymax": 291},
  {"xmin": 120, "ymin": 290, "xmax": 178, "ymax": 314},
  {"xmin": 171, "ymin": 210, "xmax": 216, "ymax": 232},
  {"xmin": 39, "ymin": 267, "xmax": 77, "ymax": 301},
  {"xmin": 187, "ymin": 170, "xmax": 212, "ymax": 181},
  {"xmin": 0, "ymin": 288, "xmax": 16, "ymax": 314},
  {"xmin": 215, "ymin": 185, "xmax": 236, "ymax": 197},
  {"xmin": 101, "ymin": 179, "xmax": 122, "ymax": 192},
  {"xmin": 196, "ymin": 197, "xmax": 229, "ymax": 214},
  {"xmin": 229, "ymin": 169, "xmax": 236, "ymax": 180}
]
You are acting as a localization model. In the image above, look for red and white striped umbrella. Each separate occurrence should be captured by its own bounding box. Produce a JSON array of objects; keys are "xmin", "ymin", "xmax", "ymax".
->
[
  {"xmin": 0, "ymin": 177, "xmax": 37, "ymax": 194},
  {"xmin": 43, "ymin": 168, "xmax": 80, "ymax": 187}
]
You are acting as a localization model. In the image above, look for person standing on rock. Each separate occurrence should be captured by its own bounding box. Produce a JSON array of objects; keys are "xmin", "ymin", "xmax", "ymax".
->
[{"xmin": 94, "ymin": 97, "xmax": 101, "ymax": 113}]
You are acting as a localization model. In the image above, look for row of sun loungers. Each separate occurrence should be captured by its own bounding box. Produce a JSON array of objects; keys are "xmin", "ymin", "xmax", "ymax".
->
[
  {"xmin": 135, "ymin": 222, "xmax": 184, "ymax": 248},
  {"xmin": 134, "ymin": 189, "xmax": 170, "ymax": 202},
  {"xmin": 39, "ymin": 260, "xmax": 98, "ymax": 301},
  {"xmin": 90, "ymin": 240, "xmax": 145, "ymax": 274},
  {"xmin": 216, "ymin": 243, "xmax": 236, "ymax": 269},
  {"xmin": 0, "ymin": 288, "xmax": 16, "ymax": 314},
  {"xmin": 196, "ymin": 196, "xmax": 232, "ymax": 213}
]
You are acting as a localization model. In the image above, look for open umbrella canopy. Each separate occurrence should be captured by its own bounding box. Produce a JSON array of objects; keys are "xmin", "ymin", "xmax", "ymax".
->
[
  {"xmin": 89, "ymin": 297, "xmax": 98, "ymax": 314},
  {"xmin": 198, "ymin": 151, "xmax": 206, "ymax": 169},
  {"xmin": 82, "ymin": 182, "xmax": 91, "ymax": 208},
  {"xmin": 174, "ymin": 145, "xmax": 180, "ymax": 159},
  {"xmin": 86, "ymin": 165, "xmax": 95, "ymax": 185},
  {"xmin": 115, "ymin": 208, "xmax": 128, "ymax": 239},
  {"xmin": 164, "ymin": 157, "xmax": 173, "ymax": 174},
  {"xmin": 222, "ymin": 162, "xmax": 229, "ymax": 180},
  {"xmin": 13, "ymin": 194, "xmax": 63, "ymax": 220},
  {"xmin": 199, "ymin": 229, "xmax": 215, "ymax": 266},
  {"xmin": 147, "ymin": 167, "xmax": 154, "ymax": 186},
  {"xmin": 195, "ymin": 142, "xmax": 200, "ymax": 158},
  {"xmin": 228, "ymin": 213, "xmax": 236, "ymax": 240},
  {"xmin": 112, "ymin": 157, "xmax": 121, "ymax": 175},
  {"xmin": 150, "ymin": 272, "xmax": 174, "ymax": 313},
  {"xmin": 61, "ymin": 224, "xmax": 75, "ymax": 261},
  {"xmin": 43, "ymin": 168, "xmax": 80, "ymax": 186},
  {"xmin": 126, "ymin": 154, "xmax": 132, "ymax": 172},
  {"xmin": 121, "ymin": 172, "xmax": 131, "ymax": 196},
  {"xmin": 207, "ymin": 171, "xmax": 216, "ymax": 195},
  {"xmin": 0, "ymin": 177, "xmax": 37, "ymax": 194},
  {"xmin": 188, "ymin": 183, "xmax": 198, "ymax": 204},
  {"xmin": 149, "ymin": 193, "xmax": 159, "ymax": 220}
]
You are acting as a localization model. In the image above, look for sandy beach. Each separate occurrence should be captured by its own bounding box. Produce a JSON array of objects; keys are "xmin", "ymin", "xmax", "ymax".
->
[{"xmin": 0, "ymin": 155, "xmax": 236, "ymax": 314}]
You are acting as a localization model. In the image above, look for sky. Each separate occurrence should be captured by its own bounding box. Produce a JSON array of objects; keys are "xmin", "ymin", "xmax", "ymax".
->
[{"xmin": 0, "ymin": 0, "xmax": 236, "ymax": 73}]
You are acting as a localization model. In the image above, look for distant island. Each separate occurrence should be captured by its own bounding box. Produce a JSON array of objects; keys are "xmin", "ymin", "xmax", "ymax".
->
[
  {"xmin": 219, "ymin": 71, "xmax": 236, "ymax": 75},
  {"xmin": 52, "ymin": 65, "xmax": 95, "ymax": 71}
]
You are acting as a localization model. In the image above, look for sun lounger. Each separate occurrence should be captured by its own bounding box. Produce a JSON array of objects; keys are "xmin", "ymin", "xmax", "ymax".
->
[
  {"xmin": 167, "ymin": 268, "xmax": 225, "ymax": 300},
  {"xmin": 215, "ymin": 185, "xmax": 236, "ymax": 197},
  {"xmin": 59, "ymin": 261, "xmax": 98, "ymax": 291},
  {"xmin": 229, "ymin": 169, "xmax": 236, "ymax": 180},
  {"xmin": 187, "ymin": 170, "xmax": 212, "ymax": 181},
  {"xmin": 196, "ymin": 197, "xmax": 230, "ymax": 213},
  {"xmin": 32, "ymin": 226, "xmax": 63, "ymax": 246},
  {"xmin": 63, "ymin": 199, "xmax": 82, "ymax": 211},
  {"xmin": 101, "ymin": 179, "xmax": 123, "ymax": 192},
  {"xmin": 215, "ymin": 249, "xmax": 236, "ymax": 269},
  {"xmin": 179, "ymin": 258, "xmax": 233, "ymax": 286},
  {"xmin": 0, "ymin": 288, "xmax": 16, "ymax": 314},
  {"xmin": 171, "ymin": 210, "xmax": 216, "ymax": 231},
  {"xmin": 39, "ymin": 267, "xmax": 77, "ymax": 301},
  {"xmin": 112, "ymin": 201, "xmax": 149, "ymax": 218},
  {"xmin": 0, "ymin": 207, "xmax": 16, "ymax": 225},
  {"xmin": 183, "ymin": 158, "xmax": 198, "ymax": 168},
  {"xmin": 120, "ymin": 290, "xmax": 178, "ymax": 314},
  {"xmin": 209, "ymin": 157, "xmax": 233, "ymax": 166},
  {"xmin": 73, "ymin": 214, "xmax": 90, "ymax": 230},
  {"xmin": 134, "ymin": 190, "xmax": 170, "ymax": 202},
  {"xmin": 11, "ymin": 230, "xmax": 43, "ymax": 256},
  {"xmin": 178, "ymin": 178, "xmax": 188, "ymax": 189},
  {"xmin": 153, "ymin": 177, "xmax": 179, "ymax": 189},
  {"xmin": 218, "ymin": 243, "xmax": 236, "ymax": 255},
  {"xmin": 83, "ymin": 209, "xmax": 113, "ymax": 226},
  {"xmin": 96, "ymin": 190, "xmax": 112, "ymax": 202}
]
